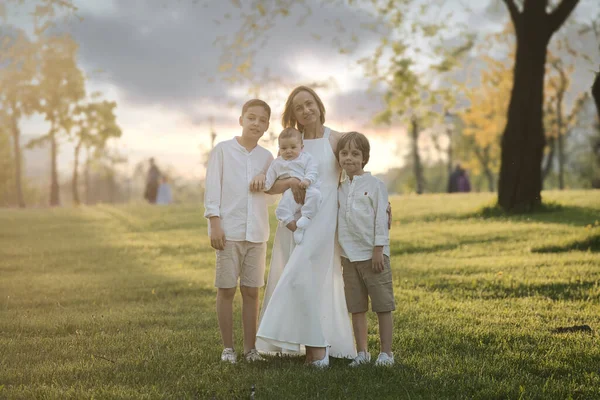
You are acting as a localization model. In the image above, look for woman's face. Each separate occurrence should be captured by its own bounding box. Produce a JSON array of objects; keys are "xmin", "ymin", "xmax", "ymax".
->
[{"xmin": 292, "ymin": 91, "xmax": 320, "ymax": 127}]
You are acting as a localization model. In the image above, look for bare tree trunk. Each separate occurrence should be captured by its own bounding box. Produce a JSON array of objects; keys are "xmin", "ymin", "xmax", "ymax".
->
[
  {"xmin": 411, "ymin": 117, "xmax": 425, "ymax": 194},
  {"xmin": 592, "ymin": 70, "xmax": 600, "ymax": 121},
  {"xmin": 499, "ymin": 0, "xmax": 580, "ymax": 211},
  {"xmin": 542, "ymin": 136, "xmax": 556, "ymax": 184},
  {"xmin": 10, "ymin": 114, "xmax": 25, "ymax": 208},
  {"xmin": 49, "ymin": 128, "xmax": 60, "ymax": 206},
  {"xmin": 72, "ymin": 139, "xmax": 83, "ymax": 205},
  {"xmin": 84, "ymin": 148, "xmax": 91, "ymax": 205}
]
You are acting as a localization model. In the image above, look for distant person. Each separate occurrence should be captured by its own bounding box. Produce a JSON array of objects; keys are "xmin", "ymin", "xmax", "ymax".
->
[
  {"xmin": 204, "ymin": 99, "xmax": 274, "ymax": 364},
  {"xmin": 156, "ymin": 176, "xmax": 173, "ymax": 205},
  {"xmin": 457, "ymin": 167, "xmax": 471, "ymax": 193},
  {"xmin": 447, "ymin": 163, "xmax": 464, "ymax": 193},
  {"xmin": 144, "ymin": 158, "xmax": 161, "ymax": 204}
]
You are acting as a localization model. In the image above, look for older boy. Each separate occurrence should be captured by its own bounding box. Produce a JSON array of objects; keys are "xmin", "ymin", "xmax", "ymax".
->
[{"xmin": 204, "ymin": 99, "xmax": 274, "ymax": 363}]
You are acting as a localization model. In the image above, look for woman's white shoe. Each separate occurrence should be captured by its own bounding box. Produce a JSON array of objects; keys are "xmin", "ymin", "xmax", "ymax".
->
[{"xmin": 310, "ymin": 346, "xmax": 330, "ymax": 368}]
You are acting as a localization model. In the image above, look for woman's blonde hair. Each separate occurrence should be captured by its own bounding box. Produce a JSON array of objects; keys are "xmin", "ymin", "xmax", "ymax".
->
[{"xmin": 282, "ymin": 86, "xmax": 326, "ymax": 131}]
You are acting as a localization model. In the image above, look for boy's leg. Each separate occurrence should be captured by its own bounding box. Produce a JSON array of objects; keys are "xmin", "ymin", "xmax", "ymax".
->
[
  {"xmin": 239, "ymin": 242, "xmax": 267, "ymax": 354},
  {"xmin": 352, "ymin": 312, "xmax": 369, "ymax": 353},
  {"xmin": 341, "ymin": 258, "xmax": 369, "ymax": 351},
  {"xmin": 215, "ymin": 241, "xmax": 243, "ymax": 352},
  {"xmin": 240, "ymin": 286, "xmax": 260, "ymax": 354},
  {"xmin": 216, "ymin": 287, "xmax": 237, "ymax": 349},
  {"xmin": 376, "ymin": 312, "xmax": 393, "ymax": 356},
  {"xmin": 366, "ymin": 255, "xmax": 396, "ymax": 357}
]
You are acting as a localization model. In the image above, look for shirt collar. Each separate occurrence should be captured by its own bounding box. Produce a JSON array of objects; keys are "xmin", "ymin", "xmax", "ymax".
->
[{"xmin": 346, "ymin": 171, "xmax": 371, "ymax": 183}]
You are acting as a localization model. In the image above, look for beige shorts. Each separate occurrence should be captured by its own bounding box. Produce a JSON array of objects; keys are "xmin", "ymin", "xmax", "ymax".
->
[
  {"xmin": 215, "ymin": 241, "xmax": 267, "ymax": 288},
  {"xmin": 342, "ymin": 255, "xmax": 395, "ymax": 313}
]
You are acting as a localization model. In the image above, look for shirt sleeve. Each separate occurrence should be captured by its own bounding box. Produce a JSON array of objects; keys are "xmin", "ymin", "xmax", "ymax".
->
[
  {"xmin": 304, "ymin": 153, "xmax": 319, "ymax": 185},
  {"xmin": 264, "ymin": 157, "xmax": 279, "ymax": 191},
  {"xmin": 203, "ymin": 144, "xmax": 223, "ymax": 218},
  {"xmin": 373, "ymin": 180, "xmax": 389, "ymax": 247}
]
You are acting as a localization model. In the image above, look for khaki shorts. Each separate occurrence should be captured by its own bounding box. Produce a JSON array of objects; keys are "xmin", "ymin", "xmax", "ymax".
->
[
  {"xmin": 342, "ymin": 255, "xmax": 395, "ymax": 313},
  {"xmin": 215, "ymin": 241, "xmax": 267, "ymax": 288}
]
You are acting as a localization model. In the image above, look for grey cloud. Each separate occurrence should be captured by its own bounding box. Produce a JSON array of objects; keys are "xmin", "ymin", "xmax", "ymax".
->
[{"xmin": 61, "ymin": 0, "xmax": 383, "ymax": 127}]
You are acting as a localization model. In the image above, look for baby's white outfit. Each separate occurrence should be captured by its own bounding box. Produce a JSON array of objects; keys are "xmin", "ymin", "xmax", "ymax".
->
[{"xmin": 265, "ymin": 152, "xmax": 321, "ymax": 242}]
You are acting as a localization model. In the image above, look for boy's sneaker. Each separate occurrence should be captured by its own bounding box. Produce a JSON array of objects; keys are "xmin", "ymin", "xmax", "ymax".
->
[
  {"xmin": 245, "ymin": 349, "xmax": 265, "ymax": 362},
  {"xmin": 374, "ymin": 352, "xmax": 394, "ymax": 366},
  {"xmin": 349, "ymin": 351, "xmax": 371, "ymax": 367},
  {"xmin": 221, "ymin": 348, "xmax": 237, "ymax": 364}
]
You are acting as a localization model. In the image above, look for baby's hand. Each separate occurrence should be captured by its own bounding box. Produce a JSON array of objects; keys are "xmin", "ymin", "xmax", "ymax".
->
[
  {"xmin": 299, "ymin": 179, "xmax": 311, "ymax": 189},
  {"xmin": 249, "ymin": 173, "xmax": 266, "ymax": 192}
]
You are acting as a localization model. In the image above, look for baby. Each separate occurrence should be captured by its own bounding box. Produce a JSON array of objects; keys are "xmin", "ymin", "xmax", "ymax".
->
[{"xmin": 264, "ymin": 128, "xmax": 321, "ymax": 244}]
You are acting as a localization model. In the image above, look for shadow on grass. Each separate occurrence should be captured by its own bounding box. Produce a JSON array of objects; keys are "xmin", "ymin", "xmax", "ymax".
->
[
  {"xmin": 475, "ymin": 203, "xmax": 600, "ymax": 228},
  {"xmin": 390, "ymin": 235, "xmax": 512, "ymax": 256},
  {"xmin": 423, "ymin": 279, "xmax": 600, "ymax": 301},
  {"xmin": 531, "ymin": 233, "xmax": 600, "ymax": 253}
]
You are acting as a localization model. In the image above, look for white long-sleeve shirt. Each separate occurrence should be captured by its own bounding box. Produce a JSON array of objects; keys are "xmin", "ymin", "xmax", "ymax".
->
[
  {"xmin": 337, "ymin": 172, "xmax": 390, "ymax": 262},
  {"xmin": 204, "ymin": 138, "xmax": 274, "ymax": 243},
  {"xmin": 264, "ymin": 151, "xmax": 319, "ymax": 191}
]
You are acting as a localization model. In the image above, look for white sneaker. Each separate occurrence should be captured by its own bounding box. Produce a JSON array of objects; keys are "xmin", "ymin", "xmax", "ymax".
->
[
  {"xmin": 374, "ymin": 352, "xmax": 394, "ymax": 366},
  {"xmin": 221, "ymin": 348, "xmax": 237, "ymax": 364},
  {"xmin": 293, "ymin": 228, "xmax": 305, "ymax": 244},
  {"xmin": 349, "ymin": 351, "xmax": 371, "ymax": 367},
  {"xmin": 245, "ymin": 349, "xmax": 265, "ymax": 362},
  {"xmin": 296, "ymin": 216, "xmax": 311, "ymax": 229},
  {"xmin": 310, "ymin": 346, "xmax": 329, "ymax": 369}
]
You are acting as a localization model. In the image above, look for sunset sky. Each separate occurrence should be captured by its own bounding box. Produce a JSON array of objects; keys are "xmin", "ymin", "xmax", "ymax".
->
[{"xmin": 9, "ymin": 0, "xmax": 600, "ymax": 181}]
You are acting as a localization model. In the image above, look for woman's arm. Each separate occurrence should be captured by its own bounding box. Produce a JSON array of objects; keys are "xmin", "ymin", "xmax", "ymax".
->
[{"xmin": 266, "ymin": 177, "xmax": 305, "ymax": 204}]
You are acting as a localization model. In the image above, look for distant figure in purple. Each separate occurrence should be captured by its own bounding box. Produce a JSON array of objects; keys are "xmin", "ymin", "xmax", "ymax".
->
[
  {"xmin": 448, "ymin": 164, "xmax": 471, "ymax": 193},
  {"xmin": 144, "ymin": 158, "xmax": 162, "ymax": 203}
]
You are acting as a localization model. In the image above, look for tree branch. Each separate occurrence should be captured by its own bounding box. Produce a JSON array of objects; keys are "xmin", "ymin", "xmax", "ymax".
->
[
  {"xmin": 502, "ymin": 0, "xmax": 521, "ymax": 28},
  {"xmin": 548, "ymin": 0, "xmax": 581, "ymax": 34}
]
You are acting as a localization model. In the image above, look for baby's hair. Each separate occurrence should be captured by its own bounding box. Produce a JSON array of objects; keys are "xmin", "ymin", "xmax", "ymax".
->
[
  {"xmin": 242, "ymin": 99, "xmax": 271, "ymax": 119},
  {"xmin": 278, "ymin": 127, "xmax": 303, "ymax": 142},
  {"xmin": 336, "ymin": 131, "xmax": 370, "ymax": 167}
]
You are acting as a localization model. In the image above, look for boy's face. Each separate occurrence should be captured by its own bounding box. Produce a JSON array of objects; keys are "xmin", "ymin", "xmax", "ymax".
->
[
  {"xmin": 338, "ymin": 140, "xmax": 365, "ymax": 177},
  {"xmin": 279, "ymin": 136, "xmax": 303, "ymax": 161},
  {"xmin": 239, "ymin": 106, "xmax": 269, "ymax": 142},
  {"xmin": 292, "ymin": 91, "xmax": 320, "ymax": 127}
]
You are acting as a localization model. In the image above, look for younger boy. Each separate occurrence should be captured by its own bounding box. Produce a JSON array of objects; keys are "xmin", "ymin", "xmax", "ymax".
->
[
  {"xmin": 336, "ymin": 131, "xmax": 395, "ymax": 367},
  {"xmin": 204, "ymin": 99, "xmax": 274, "ymax": 363},
  {"xmin": 264, "ymin": 127, "xmax": 321, "ymax": 244}
]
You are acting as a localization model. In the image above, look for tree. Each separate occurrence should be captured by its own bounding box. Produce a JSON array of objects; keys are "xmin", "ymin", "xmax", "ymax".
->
[
  {"xmin": 27, "ymin": 34, "xmax": 86, "ymax": 206},
  {"xmin": 543, "ymin": 46, "xmax": 587, "ymax": 189},
  {"xmin": 498, "ymin": 0, "xmax": 580, "ymax": 212},
  {"xmin": 0, "ymin": 29, "xmax": 38, "ymax": 208},
  {"xmin": 71, "ymin": 98, "xmax": 121, "ymax": 205}
]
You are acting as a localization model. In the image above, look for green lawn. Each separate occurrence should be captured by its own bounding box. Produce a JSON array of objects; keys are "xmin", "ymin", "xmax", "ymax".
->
[{"xmin": 1, "ymin": 190, "xmax": 599, "ymax": 399}]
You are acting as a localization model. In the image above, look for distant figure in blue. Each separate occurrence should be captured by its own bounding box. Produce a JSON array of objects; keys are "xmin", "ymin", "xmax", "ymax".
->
[
  {"xmin": 156, "ymin": 176, "xmax": 173, "ymax": 205},
  {"xmin": 447, "ymin": 164, "xmax": 471, "ymax": 193}
]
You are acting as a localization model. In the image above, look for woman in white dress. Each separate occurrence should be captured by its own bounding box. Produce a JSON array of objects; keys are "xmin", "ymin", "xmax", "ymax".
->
[{"xmin": 256, "ymin": 86, "xmax": 356, "ymax": 366}]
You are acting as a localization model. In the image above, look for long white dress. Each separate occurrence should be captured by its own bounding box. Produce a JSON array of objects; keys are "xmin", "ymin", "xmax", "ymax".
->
[{"xmin": 256, "ymin": 127, "xmax": 356, "ymax": 359}]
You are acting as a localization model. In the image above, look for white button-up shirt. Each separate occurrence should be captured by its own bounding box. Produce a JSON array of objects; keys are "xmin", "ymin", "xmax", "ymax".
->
[
  {"xmin": 204, "ymin": 138, "xmax": 274, "ymax": 243},
  {"xmin": 264, "ymin": 151, "xmax": 319, "ymax": 191},
  {"xmin": 337, "ymin": 172, "xmax": 390, "ymax": 262}
]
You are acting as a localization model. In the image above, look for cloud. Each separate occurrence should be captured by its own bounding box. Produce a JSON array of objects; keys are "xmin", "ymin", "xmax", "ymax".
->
[{"xmin": 62, "ymin": 0, "xmax": 383, "ymax": 127}]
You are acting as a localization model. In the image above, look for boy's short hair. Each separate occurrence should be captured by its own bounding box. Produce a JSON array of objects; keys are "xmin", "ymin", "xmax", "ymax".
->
[
  {"xmin": 278, "ymin": 127, "xmax": 302, "ymax": 143},
  {"xmin": 242, "ymin": 99, "xmax": 271, "ymax": 119},
  {"xmin": 336, "ymin": 131, "xmax": 370, "ymax": 167}
]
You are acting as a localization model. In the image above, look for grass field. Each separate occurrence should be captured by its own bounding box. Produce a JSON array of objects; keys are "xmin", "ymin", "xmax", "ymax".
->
[{"xmin": 1, "ymin": 190, "xmax": 599, "ymax": 399}]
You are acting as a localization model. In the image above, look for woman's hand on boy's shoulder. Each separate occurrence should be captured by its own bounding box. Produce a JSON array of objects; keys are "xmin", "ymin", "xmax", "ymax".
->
[{"xmin": 249, "ymin": 173, "xmax": 266, "ymax": 192}]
